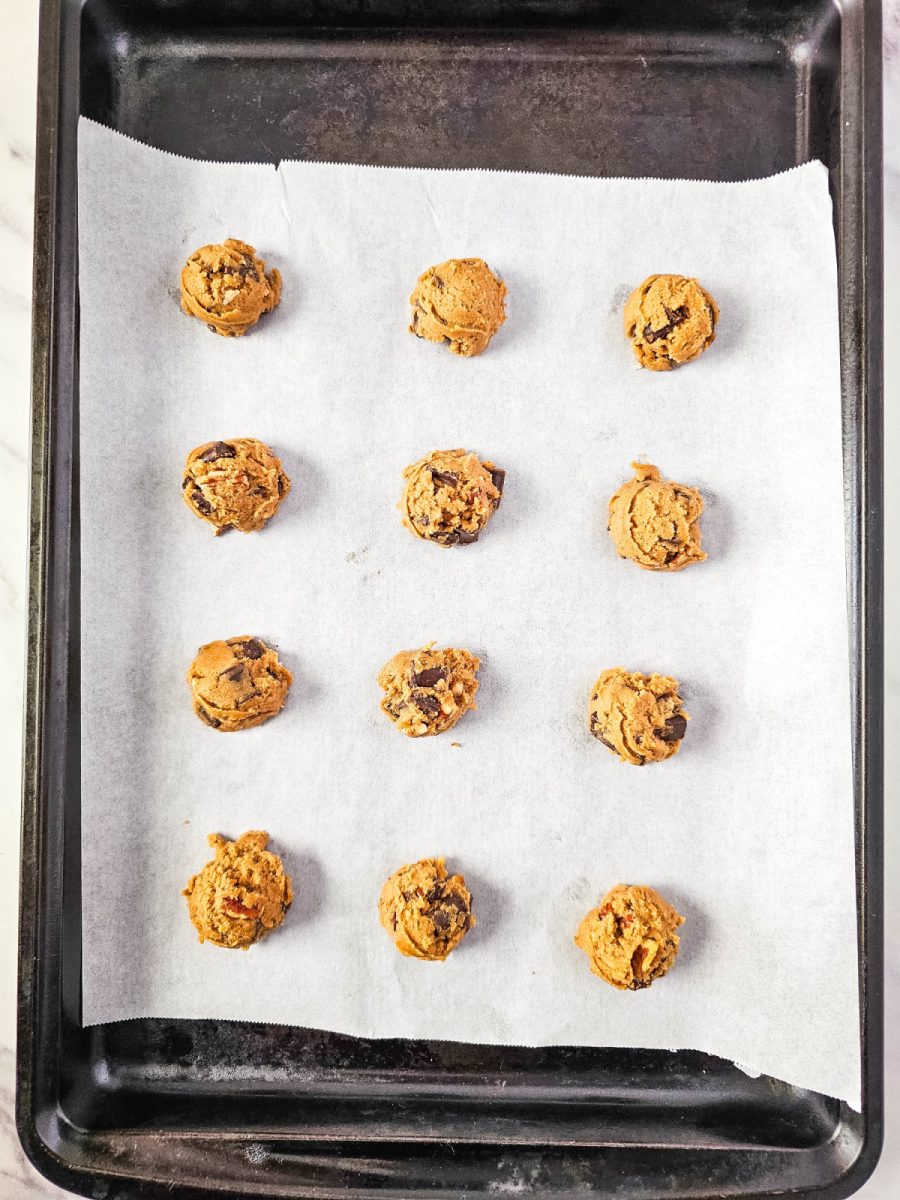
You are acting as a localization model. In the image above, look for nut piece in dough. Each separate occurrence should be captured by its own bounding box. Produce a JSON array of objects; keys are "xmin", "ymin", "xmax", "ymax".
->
[
  {"xmin": 377, "ymin": 644, "xmax": 480, "ymax": 737},
  {"xmin": 409, "ymin": 257, "xmax": 507, "ymax": 356},
  {"xmin": 187, "ymin": 636, "xmax": 292, "ymax": 731},
  {"xmin": 183, "ymin": 830, "xmax": 293, "ymax": 949},
  {"xmin": 379, "ymin": 857, "xmax": 475, "ymax": 959},
  {"xmin": 575, "ymin": 884, "xmax": 684, "ymax": 990},
  {"xmin": 608, "ymin": 462, "xmax": 706, "ymax": 571},
  {"xmin": 624, "ymin": 274, "xmax": 718, "ymax": 370},
  {"xmin": 180, "ymin": 238, "xmax": 281, "ymax": 337},
  {"xmin": 401, "ymin": 449, "xmax": 505, "ymax": 546},
  {"xmin": 588, "ymin": 667, "xmax": 687, "ymax": 765},
  {"xmin": 183, "ymin": 437, "xmax": 291, "ymax": 534}
]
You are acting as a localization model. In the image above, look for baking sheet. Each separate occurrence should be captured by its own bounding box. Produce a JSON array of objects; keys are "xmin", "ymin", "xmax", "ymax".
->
[{"xmin": 77, "ymin": 117, "xmax": 860, "ymax": 1107}]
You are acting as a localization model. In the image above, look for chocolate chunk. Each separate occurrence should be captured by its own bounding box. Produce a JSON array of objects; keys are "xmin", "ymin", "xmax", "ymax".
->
[
  {"xmin": 437, "ymin": 525, "xmax": 480, "ymax": 545},
  {"xmin": 433, "ymin": 275, "xmax": 445, "ymax": 289},
  {"xmin": 196, "ymin": 706, "xmax": 221, "ymax": 729},
  {"xmin": 412, "ymin": 692, "xmax": 442, "ymax": 715},
  {"xmin": 430, "ymin": 469, "xmax": 460, "ymax": 488},
  {"xmin": 445, "ymin": 892, "xmax": 469, "ymax": 913},
  {"xmin": 656, "ymin": 713, "xmax": 687, "ymax": 743},
  {"xmin": 630, "ymin": 946, "xmax": 651, "ymax": 988},
  {"xmin": 234, "ymin": 638, "xmax": 265, "ymax": 660},
  {"xmin": 664, "ymin": 304, "xmax": 689, "ymax": 325},
  {"xmin": 489, "ymin": 467, "xmax": 506, "ymax": 494},
  {"xmin": 431, "ymin": 910, "xmax": 451, "ymax": 931},
  {"xmin": 191, "ymin": 489, "xmax": 213, "ymax": 515},
  {"xmin": 232, "ymin": 261, "xmax": 260, "ymax": 283},
  {"xmin": 411, "ymin": 666, "xmax": 448, "ymax": 688},
  {"xmin": 198, "ymin": 441, "xmax": 237, "ymax": 462},
  {"xmin": 642, "ymin": 304, "xmax": 689, "ymax": 345},
  {"xmin": 591, "ymin": 726, "xmax": 616, "ymax": 752},
  {"xmin": 181, "ymin": 476, "xmax": 190, "ymax": 490},
  {"xmin": 425, "ymin": 884, "xmax": 445, "ymax": 904},
  {"xmin": 221, "ymin": 664, "xmax": 246, "ymax": 684},
  {"xmin": 277, "ymin": 474, "xmax": 285, "ymax": 496}
]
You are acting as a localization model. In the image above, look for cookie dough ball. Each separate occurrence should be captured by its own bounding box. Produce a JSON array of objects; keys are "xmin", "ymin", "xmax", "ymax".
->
[
  {"xmin": 624, "ymin": 274, "xmax": 718, "ymax": 370},
  {"xmin": 588, "ymin": 668, "xmax": 687, "ymax": 765},
  {"xmin": 379, "ymin": 857, "xmax": 475, "ymax": 959},
  {"xmin": 401, "ymin": 449, "xmax": 505, "ymax": 546},
  {"xmin": 608, "ymin": 462, "xmax": 706, "ymax": 571},
  {"xmin": 182, "ymin": 437, "xmax": 291, "ymax": 534},
  {"xmin": 575, "ymin": 884, "xmax": 684, "ymax": 990},
  {"xmin": 409, "ymin": 257, "xmax": 507, "ymax": 356},
  {"xmin": 377, "ymin": 644, "xmax": 480, "ymax": 737},
  {"xmin": 180, "ymin": 238, "xmax": 281, "ymax": 337},
  {"xmin": 183, "ymin": 830, "xmax": 293, "ymax": 949},
  {"xmin": 187, "ymin": 636, "xmax": 292, "ymax": 731}
]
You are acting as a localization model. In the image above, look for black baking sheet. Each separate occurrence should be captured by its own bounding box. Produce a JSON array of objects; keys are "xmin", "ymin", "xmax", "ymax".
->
[{"xmin": 17, "ymin": 1, "xmax": 883, "ymax": 1197}]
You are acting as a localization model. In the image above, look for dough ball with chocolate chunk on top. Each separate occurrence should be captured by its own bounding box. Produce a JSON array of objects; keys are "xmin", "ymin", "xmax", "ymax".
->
[
  {"xmin": 409, "ymin": 257, "xmax": 507, "ymax": 356},
  {"xmin": 183, "ymin": 830, "xmax": 293, "ymax": 950},
  {"xmin": 624, "ymin": 274, "xmax": 718, "ymax": 370},
  {"xmin": 379, "ymin": 857, "xmax": 474, "ymax": 960},
  {"xmin": 187, "ymin": 636, "xmax": 292, "ymax": 731},
  {"xmin": 183, "ymin": 437, "xmax": 291, "ymax": 534},
  {"xmin": 401, "ymin": 448, "xmax": 504, "ymax": 547},
  {"xmin": 576, "ymin": 884, "xmax": 684, "ymax": 990},
  {"xmin": 608, "ymin": 462, "xmax": 706, "ymax": 571},
  {"xmin": 588, "ymin": 667, "xmax": 688, "ymax": 765},
  {"xmin": 377, "ymin": 644, "xmax": 480, "ymax": 737},
  {"xmin": 180, "ymin": 238, "xmax": 281, "ymax": 337}
]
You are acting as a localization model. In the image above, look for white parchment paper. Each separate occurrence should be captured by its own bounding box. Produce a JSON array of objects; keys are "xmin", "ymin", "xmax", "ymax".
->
[{"xmin": 77, "ymin": 118, "xmax": 860, "ymax": 1106}]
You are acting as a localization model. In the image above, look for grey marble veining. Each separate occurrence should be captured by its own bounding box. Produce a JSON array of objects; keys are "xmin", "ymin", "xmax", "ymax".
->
[
  {"xmin": 0, "ymin": 1051, "xmax": 68, "ymax": 1197},
  {"xmin": 0, "ymin": 0, "xmax": 897, "ymax": 1195},
  {"xmin": 886, "ymin": 0, "xmax": 900, "ymax": 181}
]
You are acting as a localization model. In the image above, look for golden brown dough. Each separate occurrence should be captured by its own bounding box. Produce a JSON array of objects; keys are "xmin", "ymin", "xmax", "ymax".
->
[
  {"xmin": 377, "ymin": 645, "xmax": 480, "ymax": 737},
  {"xmin": 182, "ymin": 437, "xmax": 291, "ymax": 534},
  {"xmin": 588, "ymin": 667, "xmax": 688, "ymax": 765},
  {"xmin": 180, "ymin": 238, "xmax": 281, "ymax": 337},
  {"xmin": 379, "ymin": 857, "xmax": 474, "ymax": 959},
  {"xmin": 575, "ymin": 884, "xmax": 684, "ymax": 989},
  {"xmin": 409, "ymin": 257, "xmax": 507, "ymax": 356},
  {"xmin": 608, "ymin": 462, "xmax": 706, "ymax": 571},
  {"xmin": 624, "ymin": 274, "xmax": 718, "ymax": 370},
  {"xmin": 187, "ymin": 636, "xmax": 292, "ymax": 731},
  {"xmin": 183, "ymin": 830, "xmax": 293, "ymax": 950},
  {"xmin": 401, "ymin": 449, "xmax": 504, "ymax": 546}
]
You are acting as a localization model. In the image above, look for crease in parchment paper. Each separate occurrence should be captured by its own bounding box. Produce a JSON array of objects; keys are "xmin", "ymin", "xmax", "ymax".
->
[{"xmin": 77, "ymin": 118, "xmax": 861, "ymax": 1109}]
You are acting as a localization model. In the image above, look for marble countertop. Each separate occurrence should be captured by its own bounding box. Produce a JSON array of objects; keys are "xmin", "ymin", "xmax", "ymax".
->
[{"xmin": 1, "ymin": 1, "xmax": 897, "ymax": 1195}]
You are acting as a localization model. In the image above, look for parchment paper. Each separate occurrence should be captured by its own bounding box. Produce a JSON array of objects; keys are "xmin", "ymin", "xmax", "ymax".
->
[{"xmin": 77, "ymin": 118, "xmax": 860, "ymax": 1107}]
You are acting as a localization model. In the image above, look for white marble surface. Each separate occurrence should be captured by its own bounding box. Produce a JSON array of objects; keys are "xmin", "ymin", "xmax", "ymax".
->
[{"xmin": 0, "ymin": 0, "xmax": 897, "ymax": 1194}]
